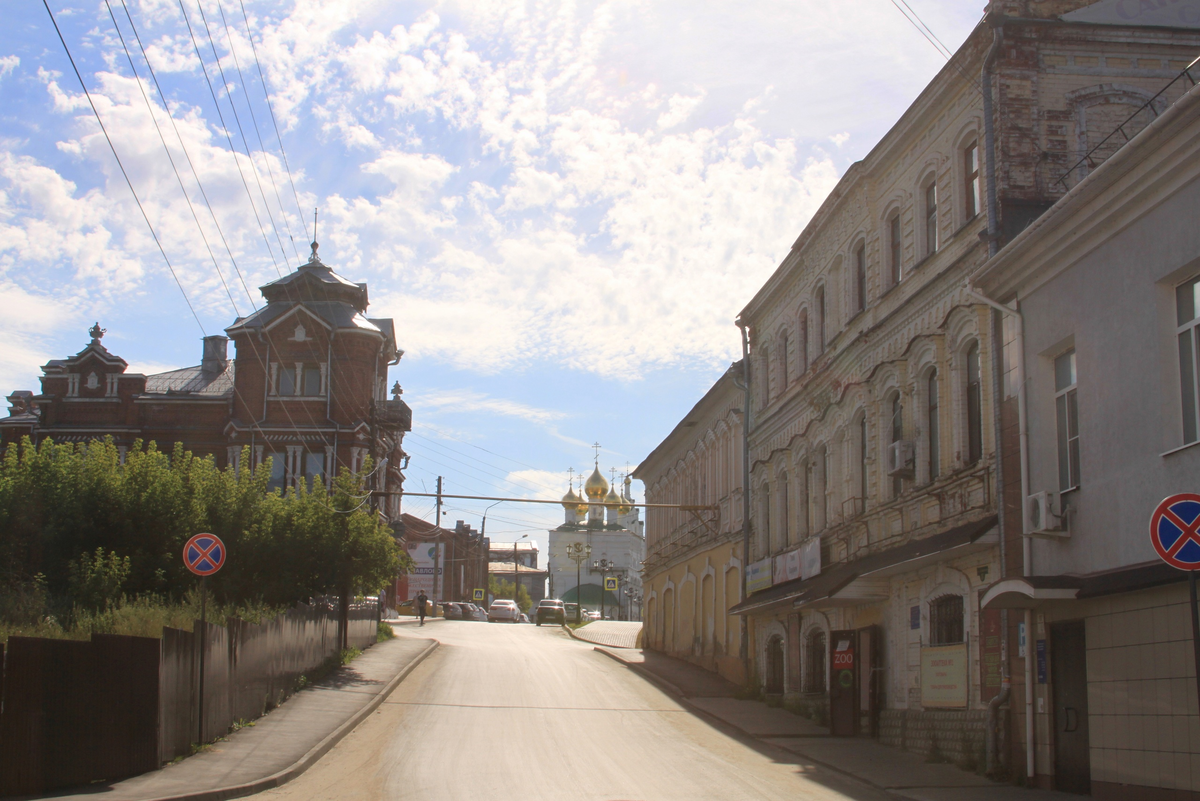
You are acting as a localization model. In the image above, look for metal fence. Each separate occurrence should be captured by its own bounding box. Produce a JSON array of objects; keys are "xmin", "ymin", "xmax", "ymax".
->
[{"xmin": 0, "ymin": 598, "xmax": 380, "ymax": 796}]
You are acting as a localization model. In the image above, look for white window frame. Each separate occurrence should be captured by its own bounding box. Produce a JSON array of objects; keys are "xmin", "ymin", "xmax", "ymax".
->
[
  {"xmin": 1177, "ymin": 276, "xmax": 1200, "ymax": 445},
  {"xmin": 1055, "ymin": 350, "xmax": 1081, "ymax": 492}
]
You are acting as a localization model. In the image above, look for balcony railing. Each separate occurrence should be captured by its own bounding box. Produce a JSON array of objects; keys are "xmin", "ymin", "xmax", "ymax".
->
[{"xmin": 375, "ymin": 398, "xmax": 412, "ymax": 431}]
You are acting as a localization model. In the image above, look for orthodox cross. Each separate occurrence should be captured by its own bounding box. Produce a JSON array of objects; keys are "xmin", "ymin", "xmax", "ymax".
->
[{"xmin": 591, "ymin": 441, "xmax": 602, "ymax": 463}]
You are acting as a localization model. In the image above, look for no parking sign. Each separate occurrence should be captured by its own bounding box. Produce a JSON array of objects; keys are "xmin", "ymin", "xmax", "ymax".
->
[{"xmin": 1150, "ymin": 494, "xmax": 1200, "ymax": 570}]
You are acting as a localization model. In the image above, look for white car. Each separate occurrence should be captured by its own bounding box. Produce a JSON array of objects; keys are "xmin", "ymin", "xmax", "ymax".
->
[{"xmin": 487, "ymin": 599, "xmax": 521, "ymax": 623}]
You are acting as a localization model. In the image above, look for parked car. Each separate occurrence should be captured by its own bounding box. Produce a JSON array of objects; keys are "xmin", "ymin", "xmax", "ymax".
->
[
  {"xmin": 462, "ymin": 603, "xmax": 488, "ymax": 622},
  {"xmin": 518, "ymin": 613, "xmax": 530, "ymax": 624},
  {"xmin": 563, "ymin": 603, "xmax": 582, "ymax": 624},
  {"xmin": 488, "ymin": 599, "xmax": 521, "ymax": 623},
  {"xmin": 442, "ymin": 602, "xmax": 463, "ymax": 620},
  {"xmin": 586, "ymin": 610, "xmax": 601, "ymax": 621},
  {"xmin": 536, "ymin": 598, "xmax": 566, "ymax": 625}
]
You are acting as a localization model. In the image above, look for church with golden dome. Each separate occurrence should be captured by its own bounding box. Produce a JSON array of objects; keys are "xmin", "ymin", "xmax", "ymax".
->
[{"xmin": 546, "ymin": 463, "xmax": 645, "ymax": 619}]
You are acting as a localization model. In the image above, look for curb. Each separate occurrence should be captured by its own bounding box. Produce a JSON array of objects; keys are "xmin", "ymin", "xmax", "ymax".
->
[
  {"xmin": 591, "ymin": 646, "xmax": 686, "ymax": 698},
  {"xmin": 144, "ymin": 638, "xmax": 440, "ymax": 801},
  {"xmin": 562, "ymin": 624, "xmax": 638, "ymax": 650}
]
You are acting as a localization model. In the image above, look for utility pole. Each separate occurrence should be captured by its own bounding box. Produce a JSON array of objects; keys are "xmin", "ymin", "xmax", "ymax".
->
[{"xmin": 434, "ymin": 476, "xmax": 443, "ymax": 607}]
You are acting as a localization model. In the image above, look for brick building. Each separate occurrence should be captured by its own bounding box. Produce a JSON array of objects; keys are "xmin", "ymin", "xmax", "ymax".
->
[{"xmin": 1, "ymin": 243, "xmax": 412, "ymax": 522}]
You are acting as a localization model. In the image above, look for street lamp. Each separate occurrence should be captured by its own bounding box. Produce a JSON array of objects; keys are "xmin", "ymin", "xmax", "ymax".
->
[{"xmin": 565, "ymin": 542, "xmax": 590, "ymax": 623}]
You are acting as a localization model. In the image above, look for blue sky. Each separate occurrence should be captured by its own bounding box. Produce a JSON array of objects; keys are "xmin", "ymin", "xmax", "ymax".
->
[{"xmin": 0, "ymin": 0, "xmax": 981, "ymax": 548}]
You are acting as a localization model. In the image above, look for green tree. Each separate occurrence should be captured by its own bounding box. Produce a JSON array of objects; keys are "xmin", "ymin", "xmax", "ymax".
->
[{"xmin": 488, "ymin": 575, "xmax": 532, "ymax": 613}]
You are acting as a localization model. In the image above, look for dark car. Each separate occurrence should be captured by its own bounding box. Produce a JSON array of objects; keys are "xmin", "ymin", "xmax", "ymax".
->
[
  {"xmin": 442, "ymin": 602, "xmax": 463, "ymax": 620},
  {"xmin": 536, "ymin": 599, "xmax": 565, "ymax": 626}
]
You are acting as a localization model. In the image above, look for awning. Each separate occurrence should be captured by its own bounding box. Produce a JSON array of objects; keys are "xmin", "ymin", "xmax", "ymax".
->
[
  {"xmin": 981, "ymin": 560, "xmax": 1188, "ymax": 609},
  {"xmin": 729, "ymin": 515, "xmax": 998, "ymax": 616}
]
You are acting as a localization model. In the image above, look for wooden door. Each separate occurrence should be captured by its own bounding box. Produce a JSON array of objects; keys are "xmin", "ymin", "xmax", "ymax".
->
[{"xmin": 829, "ymin": 630, "xmax": 858, "ymax": 736}]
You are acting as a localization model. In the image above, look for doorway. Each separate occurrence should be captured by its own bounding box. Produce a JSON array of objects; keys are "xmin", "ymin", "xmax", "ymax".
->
[
  {"xmin": 765, "ymin": 635, "xmax": 785, "ymax": 694},
  {"xmin": 829, "ymin": 630, "xmax": 857, "ymax": 736},
  {"xmin": 1050, "ymin": 620, "xmax": 1090, "ymax": 794}
]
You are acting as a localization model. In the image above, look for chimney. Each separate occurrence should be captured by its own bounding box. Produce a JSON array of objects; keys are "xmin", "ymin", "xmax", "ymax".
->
[{"xmin": 201, "ymin": 336, "xmax": 229, "ymax": 373}]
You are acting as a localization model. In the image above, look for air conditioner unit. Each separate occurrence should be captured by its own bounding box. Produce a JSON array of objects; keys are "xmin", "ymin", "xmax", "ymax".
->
[
  {"xmin": 1026, "ymin": 491, "xmax": 1067, "ymax": 538},
  {"xmin": 887, "ymin": 440, "xmax": 915, "ymax": 478}
]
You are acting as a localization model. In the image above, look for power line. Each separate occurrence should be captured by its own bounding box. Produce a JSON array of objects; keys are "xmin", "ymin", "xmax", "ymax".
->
[
  {"xmin": 42, "ymin": 0, "xmax": 205, "ymax": 336},
  {"xmin": 103, "ymin": 0, "xmax": 242, "ymax": 317},
  {"xmin": 216, "ymin": 0, "xmax": 300, "ymax": 262},
  {"xmin": 237, "ymin": 0, "xmax": 310, "ymax": 243},
  {"xmin": 889, "ymin": 0, "xmax": 953, "ymax": 59},
  {"xmin": 193, "ymin": 0, "xmax": 292, "ymax": 268},
  {"xmin": 115, "ymin": 0, "xmax": 258, "ymax": 311},
  {"xmin": 177, "ymin": 0, "xmax": 283, "ymax": 278}
]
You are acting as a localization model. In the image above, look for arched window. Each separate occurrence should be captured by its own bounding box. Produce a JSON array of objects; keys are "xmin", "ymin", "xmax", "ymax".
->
[
  {"xmin": 964, "ymin": 141, "xmax": 981, "ymax": 219},
  {"xmin": 928, "ymin": 369, "xmax": 940, "ymax": 481},
  {"xmin": 924, "ymin": 178, "xmax": 938, "ymax": 257},
  {"xmin": 780, "ymin": 333, "xmax": 789, "ymax": 388},
  {"xmin": 858, "ymin": 414, "xmax": 868, "ymax": 513},
  {"xmin": 890, "ymin": 391, "xmax": 904, "ymax": 497},
  {"xmin": 779, "ymin": 471, "xmax": 790, "ymax": 548},
  {"xmin": 930, "ymin": 594, "xmax": 964, "ymax": 645},
  {"xmin": 760, "ymin": 483, "xmax": 771, "ymax": 557},
  {"xmin": 760, "ymin": 346, "xmax": 770, "ymax": 406},
  {"xmin": 766, "ymin": 635, "xmax": 785, "ymax": 694},
  {"xmin": 889, "ymin": 213, "xmax": 903, "ymax": 286},
  {"xmin": 798, "ymin": 311, "xmax": 809, "ymax": 374},
  {"xmin": 966, "ymin": 342, "xmax": 982, "ymax": 464},
  {"xmin": 854, "ymin": 242, "xmax": 866, "ymax": 314},
  {"xmin": 804, "ymin": 629, "xmax": 827, "ymax": 693},
  {"xmin": 815, "ymin": 287, "xmax": 826, "ymax": 354}
]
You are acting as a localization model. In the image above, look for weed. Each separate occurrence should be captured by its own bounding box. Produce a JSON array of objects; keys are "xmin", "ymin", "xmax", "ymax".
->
[{"xmin": 377, "ymin": 620, "xmax": 396, "ymax": 642}]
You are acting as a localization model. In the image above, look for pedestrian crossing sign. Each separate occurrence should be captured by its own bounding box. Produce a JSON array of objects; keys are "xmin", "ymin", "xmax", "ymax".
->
[
  {"xmin": 604, "ymin": 577, "xmax": 618, "ymax": 591},
  {"xmin": 473, "ymin": 588, "xmax": 484, "ymax": 601}
]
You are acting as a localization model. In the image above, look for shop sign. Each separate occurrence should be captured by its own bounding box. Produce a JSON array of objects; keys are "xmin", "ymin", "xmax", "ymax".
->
[
  {"xmin": 921, "ymin": 643, "xmax": 968, "ymax": 708},
  {"xmin": 773, "ymin": 548, "xmax": 802, "ymax": 584},
  {"xmin": 979, "ymin": 608, "xmax": 1003, "ymax": 703},
  {"xmin": 746, "ymin": 558, "xmax": 773, "ymax": 593}
]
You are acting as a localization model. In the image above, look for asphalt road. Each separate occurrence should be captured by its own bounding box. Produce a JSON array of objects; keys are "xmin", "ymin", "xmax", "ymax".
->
[{"xmin": 260, "ymin": 622, "xmax": 891, "ymax": 801}]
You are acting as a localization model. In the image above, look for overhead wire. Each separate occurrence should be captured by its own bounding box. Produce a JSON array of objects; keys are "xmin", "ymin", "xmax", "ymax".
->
[
  {"xmin": 193, "ymin": 0, "xmax": 292, "ymax": 268},
  {"xmin": 42, "ymin": 0, "xmax": 205, "ymax": 336},
  {"xmin": 103, "ymin": 0, "xmax": 243, "ymax": 317},
  {"xmin": 237, "ymin": 0, "xmax": 310, "ymax": 243},
  {"xmin": 115, "ymin": 0, "xmax": 258, "ymax": 311},
  {"xmin": 177, "ymin": 0, "xmax": 283, "ymax": 277},
  {"xmin": 405, "ymin": 433, "xmax": 567, "ymax": 496},
  {"xmin": 215, "ymin": 0, "xmax": 301, "ymax": 262}
]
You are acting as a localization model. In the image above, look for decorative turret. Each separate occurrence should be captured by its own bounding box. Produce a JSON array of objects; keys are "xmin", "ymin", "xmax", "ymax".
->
[{"xmin": 584, "ymin": 465, "xmax": 608, "ymax": 501}]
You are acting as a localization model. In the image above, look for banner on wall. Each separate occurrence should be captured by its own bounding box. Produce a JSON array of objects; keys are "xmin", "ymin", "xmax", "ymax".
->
[
  {"xmin": 921, "ymin": 643, "xmax": 969, "ymax": 708},
  {"xmin": 747, "ymin": 558, "xmax": 773, "ymax": 594},
  {"xmin": 406, "ymin": 543, "xmax": 443, "ymax": 601},
  {"xmin": 801, "ymin": 537, "xmax": 821, "ymax": 580}
]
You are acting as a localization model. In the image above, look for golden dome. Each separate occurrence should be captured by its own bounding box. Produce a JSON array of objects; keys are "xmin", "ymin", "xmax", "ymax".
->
[
  {"xmin": 584, "ymin": 465, "xmax": 608, "ymax": 500},
  {"xmin": 603, "ymin": 483, "xmax": 621, "ymax": 509},
  {"xmin": 617, "ymin": 486, "xmax": 634, "ymax": 516},
  {"xmin": 561, "ymin": 487, "xmax": 581, "ymax": 511}
]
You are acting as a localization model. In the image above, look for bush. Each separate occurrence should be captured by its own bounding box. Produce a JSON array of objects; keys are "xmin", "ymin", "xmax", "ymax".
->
[
  {"xmin": 68, "ymin": 548, "xmax": 131, "ymax": 612},
  {"xmin": 377, "ymin": 620, "xmax": 395, "ymax": 642}
]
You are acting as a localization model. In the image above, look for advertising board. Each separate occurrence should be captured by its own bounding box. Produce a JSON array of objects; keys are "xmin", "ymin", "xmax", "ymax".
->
[
  {"xmin": 406, "ymin": 543, "xmax": 443, "ymax": 600},
  {"xmin": 746, "ymin": 558, "xmax": 773, "ymax": 594},
  {"xmin": 920, "ymin": 643, "xmax": 969, "ymax": 708}
]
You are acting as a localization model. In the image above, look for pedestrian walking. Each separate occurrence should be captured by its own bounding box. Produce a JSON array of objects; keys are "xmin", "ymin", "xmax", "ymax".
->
[{"xmin": 416, "ymin": 590, "xmax": 428, "ymax": 626}]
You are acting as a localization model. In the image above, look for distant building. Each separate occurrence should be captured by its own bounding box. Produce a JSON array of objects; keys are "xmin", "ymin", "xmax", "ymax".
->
[
  {"xmin": 488, "ymin": 541, "xmax": 546, "ymax": 604},
  {"xmin": 546, "ymin": 465, "xmax": 645, "ymax": 619},
  {"xmin": 1, "ymin": 242, "xmax": 412, "ymax": 521},
  {"xmin": 395, "ymin": 515, "xmax": 488, "ymax": 607}
]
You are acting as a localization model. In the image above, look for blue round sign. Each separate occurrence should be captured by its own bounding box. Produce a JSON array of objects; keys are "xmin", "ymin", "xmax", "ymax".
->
[
  {"xmin": 1150, "ymin": 494, "xmax": 1200, "ymax": 571},
  {"xmin": 184, "ymin": 533, "xmax": 226, "ymax": 576}
]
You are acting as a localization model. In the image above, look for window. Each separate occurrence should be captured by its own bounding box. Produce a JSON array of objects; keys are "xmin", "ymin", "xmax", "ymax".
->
[
  {"xmin": 798, "ymin": 311, "xmax": 809, "ymax": 374},
  {"xmin": 801, "ymin": 462, "xmax": 811, "ymax": 536},
  {"xmin": 928, "ymin": 369, "xmax": 940, "ymax": 481},
  {"xmin": 1177, "ymin": 276, "xmax": 1200, "ymax": 444},
  {"xmin": 966, "ymin": 343, "xmax": 983, "ymax": 464},
  {"xmin": 760, "ymin": 484, "xmax": 771, "ymax": 556},
  {"xmin": 780, "ymin": 472, "xmax": 790, "ymax": 547},
  {"xmin": 1055, "ymin": 350, "xmax": 1080, "ymax": 491},
  {"xmin": 780, "ymin": 334, "xmax": 789, "ymax": 388},
  {"xmin": 858, "ymin": 414, "xmax": 868, "ymax": 513},
  {"xmin": 304, "ymin": 451, "xmax": 325, "ymax": 488},
  {"xmin": 965, "ymin": 142, "xmax": 981, "ymax": 219},
  {"xmin": 815, "ymin": 287, "xmax": 826, "ymax": 354},
  {"xmin": 854, "ymin": 243, "xmax": 866, "ymax": 313},
  {"xmin": 278, "ymin": 365, "xmax": 296, "ymax": 396},
  {"xmin": 761, "ymin": 346, "xmax": 770, "ymax": 406},
  {"xmin": 889, "ymin": 213, "xmax": 902, "ymax": 286},
  {"xmin": 924, "ymin": 181, "xmax": 938, "ymax": 257},
  {"xmin": 822, "ymin": 446, "xmax": 831, "ymax": 527},
  {"xmin": 804, "ymin": 629, "xmax": 827, "ymax": 693},
  {"xmin": 267, "ymin": 451, "xmax": 287, "ymax": 492},
  {"xmin": 929, "ymin": 594, "xmax": 964, "ymax": 645},
  {"xmin": 303, "ymin": 365, "xmax": 322, "ymax": 396},
  {"xmin": 891, "ymin": 392, "xmax": 904, "ymax": 497}
]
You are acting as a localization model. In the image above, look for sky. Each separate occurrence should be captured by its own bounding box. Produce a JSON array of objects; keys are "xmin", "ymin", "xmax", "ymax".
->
[{"xmin": 0, "ymin": 0, "xmax": 983, "ymax": 551}]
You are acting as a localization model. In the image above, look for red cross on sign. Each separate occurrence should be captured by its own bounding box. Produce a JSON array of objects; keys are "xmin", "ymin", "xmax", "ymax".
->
[
  {"xmin": 1150, "ymin": 494, "xmax": 1200, "ymax": 571},
  {"xmin": 184, "ymin": 533, "xmax": 226, "ymax": 576}
]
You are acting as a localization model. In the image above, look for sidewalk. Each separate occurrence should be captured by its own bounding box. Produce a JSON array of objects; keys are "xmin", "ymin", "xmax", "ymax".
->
[
  {"xmin": 593, "ymin": 647, "xmax": 1078, "ymax": 801},
  {"xmin": 564, "ymin": 620, "xmax": 641, "ymax": 648},
  {"xmin": 31, "ymin": 633, "xmax": 438, "ymax": 801}
]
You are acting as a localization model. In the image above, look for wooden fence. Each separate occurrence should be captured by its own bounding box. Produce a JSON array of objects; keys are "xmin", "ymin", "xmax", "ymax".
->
[{"xmin": 0, "ymin": 598, "xmax": 379, "ymax": 796}]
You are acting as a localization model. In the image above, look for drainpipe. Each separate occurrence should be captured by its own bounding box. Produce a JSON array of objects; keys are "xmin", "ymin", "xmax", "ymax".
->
[
  {"xmin": 736, "ymin": 319, "xmax": 753, "ymax": 686},
  {"xmin": 981, "ymin": 17, "xmax": 1003, "ymax": 261}
]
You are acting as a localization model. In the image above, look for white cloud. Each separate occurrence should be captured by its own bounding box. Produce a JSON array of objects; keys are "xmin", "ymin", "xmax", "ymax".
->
[
  {"xmin": 0, "ymin": 55, "xmax": 18, "ymax": 80},
  {"xmin": 416, "ymin": 389, "xmax": 566, "ymax": 425},
  {"xmin": 829, "ymin": 131, "xmax": 850, "ymax": 147}
]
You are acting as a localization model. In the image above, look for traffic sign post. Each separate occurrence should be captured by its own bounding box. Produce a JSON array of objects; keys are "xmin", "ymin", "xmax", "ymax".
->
[
  {"xmin": 1149, "ymin": 494, "xmax": 1200, "ymax": 716},
  {"xmin": 473, "ymin": 588, "xmax": 484, "ymax": 602},
  {"xmin": 183, "ymin": 533, "xmax": 225, "ymax": 745}
]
